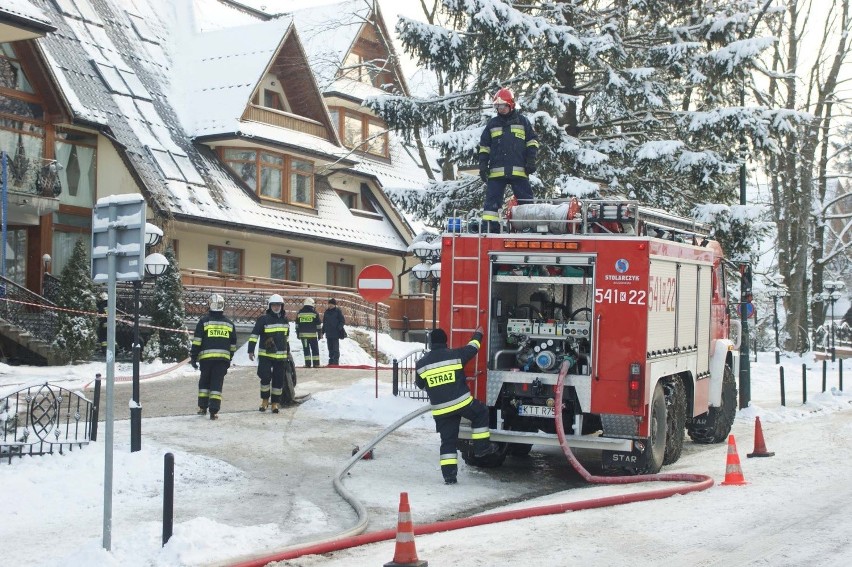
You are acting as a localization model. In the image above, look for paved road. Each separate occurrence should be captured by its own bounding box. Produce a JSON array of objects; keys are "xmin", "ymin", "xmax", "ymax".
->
[{"xmin": 91, "ymin": 364, "xmax": 590, "ymax": 549}]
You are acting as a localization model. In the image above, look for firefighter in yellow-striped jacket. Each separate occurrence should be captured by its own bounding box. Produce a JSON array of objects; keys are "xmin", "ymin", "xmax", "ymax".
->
[
  {"xmin": 296, "ymin": 298, "xmax": 321, "ymax": 368},
  {"xmin": 247, "ymin": 294, "xmax": 291, "ymax": 412},
  {"xmin": 190, "ymin": 294, "xmax": 237, "ymax": 420},
  {"xmin": 415, "ymin": 326, "xmax": 497, "ymax": 484}
]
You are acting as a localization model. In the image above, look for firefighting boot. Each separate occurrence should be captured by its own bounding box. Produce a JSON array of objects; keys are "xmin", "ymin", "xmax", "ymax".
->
[
  {"xmin": 487, "ymin": 220, "xmax": 502, "ymax": 234},
  {"xmin": 271, "ymin": 403, "xmax": 280, "ymax": 414},
  {"xmin": 259, "ymin": 399, "xmax": 268, "ymax": 412},
  {"xmin": 209, "ymin": 412, "xmax": 218, "ymax": 420},
  {"xmin": 474, "ymin": 442, "xmax": 499, "ymax": 458},
  {"xmin": 197, "ymin": 407, "xmax": 207, "ymax": 415}
]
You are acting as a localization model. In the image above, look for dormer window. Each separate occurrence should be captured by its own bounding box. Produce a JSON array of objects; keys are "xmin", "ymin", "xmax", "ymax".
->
[
  {"xmin": 328, "ymin": 106, "xmax": 389, "ymax": 158},
  {"xmin": 0, "ymin": 43, "xmax": 35, "ymax": 94},
  {"xmin": 252, "ymin": 74, "xmax": 291, "ymax": 113},
  {"xmin": 263, "ymin": 89, "xmax": 284, "ymax": 111},
  {"xmin": 222, "ymin": 147, "xmax": 314, "ymax": 207}
]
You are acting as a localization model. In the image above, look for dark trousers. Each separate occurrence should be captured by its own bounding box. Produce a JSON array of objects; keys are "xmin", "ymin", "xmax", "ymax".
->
[
  {"xmin": 327, "ymin": 336, "xmax": 340, "ymax": 365},
  {"xmin": 483, "ymin": 176, "xmax": 533, "ymax": 217},
  {"xmin": 197, "ymin": 359, "xmax": 229, "ymax": 415},
  {"xmin": 434, "ymin": 399, "xmax": 490, "ymax": 481},
  {"xmin": 301, "ymin": 336, "xmax": 319, "ymax": 367},
  {"xmin": 257, "ymin": 357, "xmax": 285, "ymax": 403}
]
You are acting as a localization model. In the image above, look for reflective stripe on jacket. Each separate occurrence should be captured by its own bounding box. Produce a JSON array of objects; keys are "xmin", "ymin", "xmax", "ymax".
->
[
  {"xmin": 414, "ymin": 332, "xmax": 483, "ymax": 416},
  {"xmin": 296, "ymin": 306, "xmax": 321, "ymax": 339},
  {"xmin": 478, "ymin": 110, "xmax": 539, "ymax": 178},
  {"xmin": 191, "ymin": 313, "xmax": 237, "ymax": 362},
  {"xmin": 247, "ymin": 309, "xmax": 290, "ymax": 359}
]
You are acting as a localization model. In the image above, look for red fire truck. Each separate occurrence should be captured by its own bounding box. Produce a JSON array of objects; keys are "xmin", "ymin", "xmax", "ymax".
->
[{"xmin": 441, "ymin": 199, "xmax": 741, "ymax": 474}]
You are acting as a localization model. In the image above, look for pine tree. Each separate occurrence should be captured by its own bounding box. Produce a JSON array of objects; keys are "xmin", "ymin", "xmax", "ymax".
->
[
  {"xmin": 54, "ymin": 239, "xmax": 97, "ymax": 362},
  {"xmin": 150, "ymin": 246, "xmax": 190, "ymax": 362},
  {"xmin": 367, "ymin": 0, "xmax": 806, "ymax": 226}
]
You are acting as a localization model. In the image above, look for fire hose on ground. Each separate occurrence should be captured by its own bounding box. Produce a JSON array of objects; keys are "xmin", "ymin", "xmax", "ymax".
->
[{"xmin": 227, "ymin": 362, "xmax": 714, "ymax": 567}]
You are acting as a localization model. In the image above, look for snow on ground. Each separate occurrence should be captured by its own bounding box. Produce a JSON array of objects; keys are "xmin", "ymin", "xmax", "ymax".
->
[{"xmin": 1, "ymin": 338, "xmax": 850, "ymax": 567}]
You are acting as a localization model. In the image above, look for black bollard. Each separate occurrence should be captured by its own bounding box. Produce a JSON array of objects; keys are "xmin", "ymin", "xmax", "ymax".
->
[
  {"xmin": 392, "ymin": 359, "xmax": 399, "ymax": 396},
  {"xmin": 822, "ymin": 360, "xmax": 827, "ymax": 393},
  {"xmin": 840, "ymin": 359, "xmax": 844, "ymax": 392},
  {"xmin": 802, "ymin": 363, "xmax": 807, "ymax": 404},
  {"xmin": 779, "ymin": 366, "xmax": 786, "ymax": 407},
  {"xmin": 163, "ymin": 453, "xmax": 174, "ymax": 546},
  {"xmin": 90, "ymin": 373, "xmax": 102, "ymax": 441}
]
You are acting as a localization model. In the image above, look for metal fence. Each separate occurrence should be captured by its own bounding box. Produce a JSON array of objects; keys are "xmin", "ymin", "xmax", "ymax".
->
[
  {"xmin": 392, "ymin": 348, "xmax": 429, "ymax": 401},
  {"xmin": 1, "ymin": 383, "xmax": 93, "ymax": 464}
]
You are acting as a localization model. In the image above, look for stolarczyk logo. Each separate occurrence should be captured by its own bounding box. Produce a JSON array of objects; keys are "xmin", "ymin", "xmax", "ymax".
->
[{"xmin": 615, "ymin": 259, "xmax": 629, "ymax": 273}]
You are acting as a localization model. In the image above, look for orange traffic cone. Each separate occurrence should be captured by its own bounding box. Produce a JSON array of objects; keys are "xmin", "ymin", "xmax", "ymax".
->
[
  {"xmin": 384, "ymin": 492, "xmax": 428, "ymax": 567},
  {"xmin": 720, "ymin": 434, "xmax": 748, "ymax": 486},
  {"xmin": 747, "ymin": 416, "xmax": 775, "ymax": 458}
]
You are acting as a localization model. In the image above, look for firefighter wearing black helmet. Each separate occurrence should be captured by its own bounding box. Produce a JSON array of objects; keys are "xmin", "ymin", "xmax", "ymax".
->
[
  {"xmin": 415, "ymin": 326, "xmax": 497, "ymax": 484},
  {"xmin": 478, "ymin": 87, "xmax": 540, "ymax": 233},
  {"xmin": 190, "ymin": 294, "xmax": 237, "ymax": 420}
]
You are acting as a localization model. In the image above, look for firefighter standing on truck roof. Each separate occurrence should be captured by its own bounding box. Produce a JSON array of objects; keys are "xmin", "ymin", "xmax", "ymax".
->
[
  {"xmin": 478, "ymin": 87, "xmax": 540, "ymax": 234},
  {"xmin": 247, "ymin": 294, "xmax": 291, "ymax": 412},
  {"xmin": 296, "ymin": 298, "xmax": 321, "ymax": 368},
  {"xmin": 190, "ymin": 294, "xmax": 237, "ymax": 420},
  {"xmin": 415, "ymin": 326, "xmax": 498, "ymax": 484}
]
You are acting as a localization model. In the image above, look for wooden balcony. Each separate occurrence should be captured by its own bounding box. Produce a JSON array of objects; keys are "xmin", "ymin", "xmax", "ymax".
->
[{"xmin": 243, "ymin": 106, "xmax": 330, "ymax": 140}]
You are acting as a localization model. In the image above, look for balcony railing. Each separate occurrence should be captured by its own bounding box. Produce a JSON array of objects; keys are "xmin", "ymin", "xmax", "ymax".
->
[{"xmin": 242, "ymin": 106, "xmax": 330, "ymax": 140}]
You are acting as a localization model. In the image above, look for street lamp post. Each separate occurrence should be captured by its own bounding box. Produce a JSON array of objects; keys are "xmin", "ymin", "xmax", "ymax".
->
[
  {"xmin": 130, "ymin": 224, "xmax": 166, "ymax": 453},
  {"xmin": 410, "ymin": 236, "xmax": 442, "ymax": 346},
  {"xmin": 823, "ymin": 281, "xmax": 845, "ymax": 363},
  {"xmin": 766, "ymin": 286, "xmax": 788, "ymax": 364}
]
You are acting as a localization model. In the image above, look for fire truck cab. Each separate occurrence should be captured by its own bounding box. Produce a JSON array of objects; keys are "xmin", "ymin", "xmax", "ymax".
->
[{"xmin": 440, "ymin": 199, "xmax": 740, "ymax": 474}]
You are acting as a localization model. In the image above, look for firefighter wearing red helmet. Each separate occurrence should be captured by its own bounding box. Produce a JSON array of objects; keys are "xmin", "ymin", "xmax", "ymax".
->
[{"xmin": 477, "ymin": 87, "xmax": 540, "ymax": 233}]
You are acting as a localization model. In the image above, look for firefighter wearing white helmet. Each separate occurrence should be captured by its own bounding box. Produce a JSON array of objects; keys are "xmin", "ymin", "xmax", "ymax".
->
[
  {"xmin": 247, "ymin": 293, "xmax": 292, "ymax": 412},
  {"xmin": 190, "ymin": 293, "xmax": 237, "ymax": 420},
  {"xmin": 296, "ymin": 297, "xmax": 322, "ymax": 367}
]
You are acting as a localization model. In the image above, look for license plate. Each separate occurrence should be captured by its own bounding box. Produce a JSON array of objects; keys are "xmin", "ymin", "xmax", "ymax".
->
[{"xmin": 517, "ymin": 404, "xmax": 555, "ymax": 418}]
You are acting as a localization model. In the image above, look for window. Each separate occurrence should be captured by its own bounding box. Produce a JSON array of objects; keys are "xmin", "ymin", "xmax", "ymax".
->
[
  {"xmin": 52, "ymin": 207, "xmax": 92, "ymax": 276},
  {"xmin": 4, "ymin": 228, "xmax": 27, "ymax": 287},
  {"xmin": 222, "ymin": 148, "xmax": 314, "ymax": 207},
  {"xmin": 327, "ymin": 262, "xmax": 354, "ymax": 288},
  {"xmin": 329, "ymin": 107, "xmax": 389, "ymax": 158},
  {"xmin": 55, "ymin": 128, "xmax": 97, "ymax": 207},
  {"xmin": 0, "ymin": 116, "xmax": 46, "ymax": 193},
  {"xmin": 271, "ymin": 254, "xmax": 301, "ymax": 282},
  {"xmin": 208, "ymin": 245, "xmax": 243, "ymax": 276},
  {"xmin": 263, "ymin": 89, "xmax": 284, "ymax": 111},
  {"xmin": 336, "ymin": 190, "xmax": 357, "ymax": 209},
  {"xmin": 0, "ymin": 43, "xmax": 34, "ymax": 94}
]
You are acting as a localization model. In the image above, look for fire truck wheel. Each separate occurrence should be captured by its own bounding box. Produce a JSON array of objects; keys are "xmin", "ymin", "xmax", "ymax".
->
[
  {"xmin": 663, "ymin": 377, "xmax": 687, "ymax": 465},
  {"xmin": 641, "ymin": 382, "xmax": 668, "ymax": 474},
  {"xmin": 686, "ymin": 365, "xmax": 737, "ymax": 444},
  {"xmin": 507, "ymin": 442, "xmax": 533, "ymax": 457}
]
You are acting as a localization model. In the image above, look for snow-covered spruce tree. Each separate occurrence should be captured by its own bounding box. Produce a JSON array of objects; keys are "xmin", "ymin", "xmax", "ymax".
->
[
  {"xmin": 54, "ymin": 239, "xmax": 97, "ymax": 363},
  {"xmin": 149, "ymin": 246, "xmax": 190, "ymax": 362},
  {"xmin": 367, "ymin": 0, "xmax": 804, "ymax": 227}
]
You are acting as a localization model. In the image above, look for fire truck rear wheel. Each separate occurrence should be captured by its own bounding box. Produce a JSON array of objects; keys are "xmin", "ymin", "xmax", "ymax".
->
[
  {"xmin": 460, "ymin": 440, "xmax": 508, "ymax": 468},
  {"xmin": 686, "ymin": 365, "xmax": 737, "ymax": 444},
  {"xmin": 663, "ymin": 377, "xmax": 687, "ymax": 465},
  {"xmin": 641, "ymin": 382, "xmax": 668, "ymax": 474}
]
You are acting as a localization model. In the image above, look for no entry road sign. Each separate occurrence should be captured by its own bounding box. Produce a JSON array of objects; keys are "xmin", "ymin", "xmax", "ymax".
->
[{"xmin": 357, "ymin": 264, "xmax": 394, "ymax": 303}]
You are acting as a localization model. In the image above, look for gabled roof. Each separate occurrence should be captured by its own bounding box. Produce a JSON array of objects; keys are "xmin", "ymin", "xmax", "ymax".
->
[
  {"xmin": 30, "ymin": 0, "xmax": 412, "ymax": 254},
  {"xmin": 0, "ymin": 0, "xmax": 56, "ymax": 42},
  {"xmin": 171, "ymin": 17, "xmax": 293, "ymax": 137}
]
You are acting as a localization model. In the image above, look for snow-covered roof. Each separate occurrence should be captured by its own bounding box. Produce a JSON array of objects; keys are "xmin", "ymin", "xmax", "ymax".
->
[
  {"xmin": 289, "ymin": 0, "xmax": 371, "ymax": 90},
  {"xmin": 173, "ymin": 18, "xmax": 293, "ymax": 136},
  {"xmin": 0, "ymin": 0, "xmax": 55, "ymax": 39},
  {"xmin": 30, "ymin": 0, "xmax": 413, "ymax": 254}
]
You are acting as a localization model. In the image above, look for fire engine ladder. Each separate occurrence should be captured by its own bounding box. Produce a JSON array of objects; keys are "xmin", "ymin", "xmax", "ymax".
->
[
  {"xmin": 580, "ymin": 200, "xmax": 712, "ymax": 243},
  {"xmin": 446, "ymin": 223, "xmax": 485, "ymax": 385}
]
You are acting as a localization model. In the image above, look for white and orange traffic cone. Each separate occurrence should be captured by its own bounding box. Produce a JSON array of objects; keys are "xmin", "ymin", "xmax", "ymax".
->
[
  {"xmin": 747, "ymin": 416, "xmax": 775, "ymax": 458},
  {"xmin": 720, "ymin": 434, "xmax": 748, "ymax": 486},
  {"xmin": 384, "ymin": 492, "xmax": 428, "ymax": 567}
]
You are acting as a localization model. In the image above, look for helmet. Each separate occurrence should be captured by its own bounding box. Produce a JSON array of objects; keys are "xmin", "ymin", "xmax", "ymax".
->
[
  {"xmin": 492, "ymin": 87, "xmax": 515, "ymax": 111},
  {"xmin": 268, "ymin": 293, "xmax": 284, "ymax": 307},
  {"xmin": 209, "ymin": 293, "xmax": 225, "ymax": 312},
  {"xmin": 304, "ymin": 297, "xmax": 315, "ymax": 307}
]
